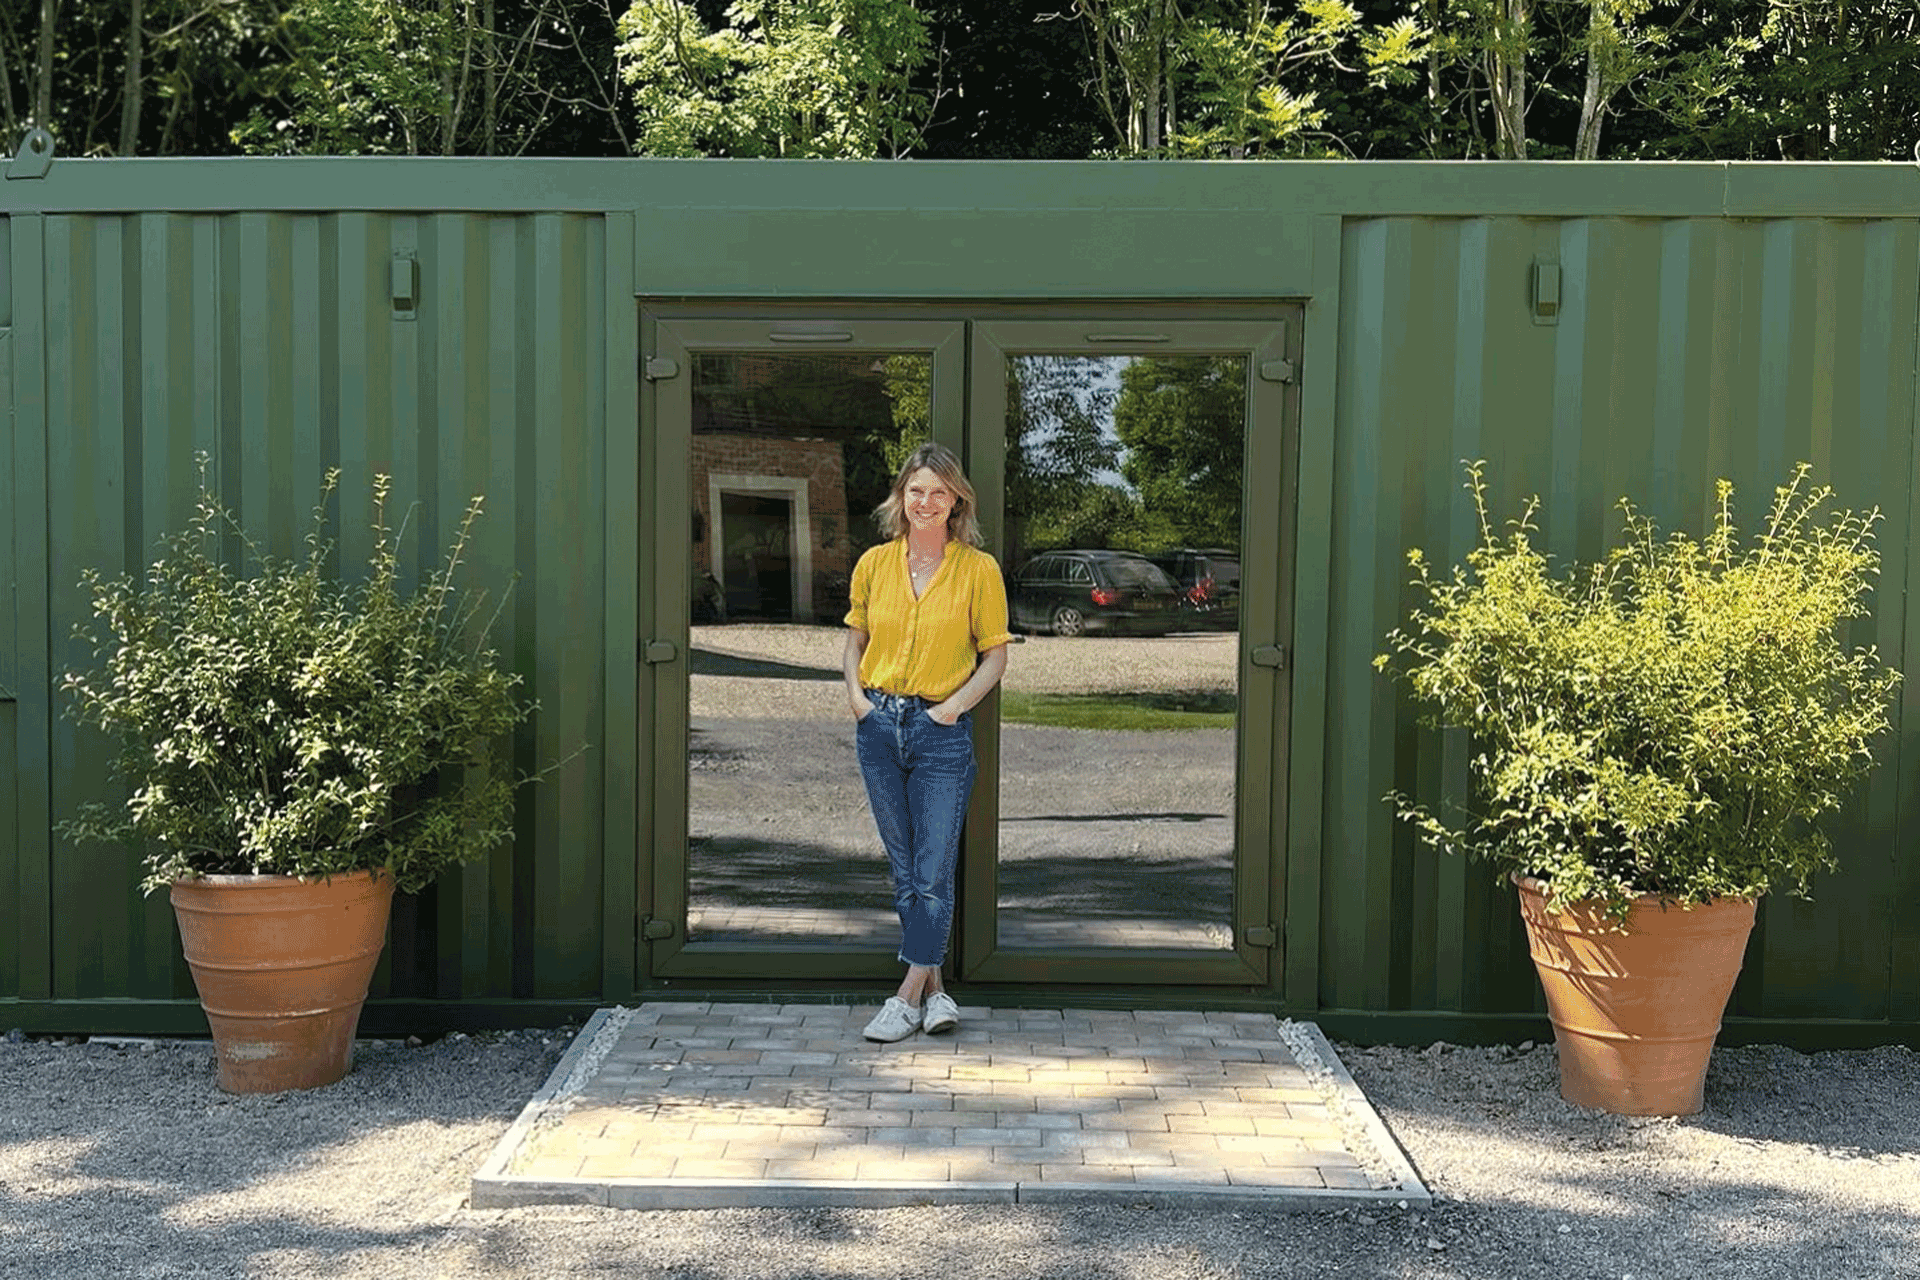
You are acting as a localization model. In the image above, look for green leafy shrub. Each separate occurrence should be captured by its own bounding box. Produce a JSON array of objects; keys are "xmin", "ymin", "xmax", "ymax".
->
[
  {"xmin": 1376, "ymin": 463, "xmax": 1900, "ymax": 921},
  {"xmin": 61, "ymin": 461, "xmax": 534, "ymax": 894}
]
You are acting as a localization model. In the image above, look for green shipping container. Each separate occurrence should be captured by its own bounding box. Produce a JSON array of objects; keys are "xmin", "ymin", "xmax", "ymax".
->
[{"xmin": 3, "ymin": 147, "xmax": 1917, "ymax": 1047}]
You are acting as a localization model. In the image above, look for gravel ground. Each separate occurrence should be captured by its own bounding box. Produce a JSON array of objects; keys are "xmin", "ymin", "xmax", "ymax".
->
[{"xmin": 3, "ymin": 1026, "xmax": 1915, "ymax": 1280}]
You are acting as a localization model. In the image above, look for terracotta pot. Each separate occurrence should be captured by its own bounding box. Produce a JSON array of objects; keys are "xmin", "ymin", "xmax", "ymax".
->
[
  {"xmin": 1514, "ymin": 873, "xmax": 1756, "ymax": 1116},
  {"xmin": 170, "ymin": 870, "xmax": 396, "ymax": 1094}
]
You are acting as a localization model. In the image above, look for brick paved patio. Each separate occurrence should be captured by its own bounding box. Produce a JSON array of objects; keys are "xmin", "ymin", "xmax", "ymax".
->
[{"xmin": 472, "ymin": 1002, "xmax": 1429, "ymax": 1210}]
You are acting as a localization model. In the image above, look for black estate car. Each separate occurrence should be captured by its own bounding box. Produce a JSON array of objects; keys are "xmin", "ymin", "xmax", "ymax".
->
[
  {"xmin": 1145, "ymin": 548, "xmax": 1241, "ymax": 628},
  {"xmin": 1008, "ymin": 550, "xmax": 1183, "ymax": 637}
]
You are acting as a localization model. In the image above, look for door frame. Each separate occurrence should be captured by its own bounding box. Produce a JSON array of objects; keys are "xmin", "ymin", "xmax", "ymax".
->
[
  {"xmin": 961, "ymin": 316, "xmax": 1302, "ymax": 987},
  {"xmin": 640, "ymin": 311, "xmax": 967, "ymax": 980},
  {"xmin": 638, "ymin": 303, "xmax": 1301, "ymax": 992}
]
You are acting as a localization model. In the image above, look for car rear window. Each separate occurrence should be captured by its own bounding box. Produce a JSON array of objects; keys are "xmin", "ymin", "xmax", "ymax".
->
[{"xmin": 1106, "ymin": 558, "xmax": 1176, "ymax": 591}]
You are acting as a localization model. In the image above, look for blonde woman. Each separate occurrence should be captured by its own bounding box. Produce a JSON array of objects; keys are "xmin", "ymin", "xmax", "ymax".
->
[{"xmin": 843, "ymin": 443, "xmax": 1011, "ymax": 1042}]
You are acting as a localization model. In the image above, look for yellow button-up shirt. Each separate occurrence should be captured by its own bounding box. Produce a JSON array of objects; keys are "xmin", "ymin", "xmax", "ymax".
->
[{"xmin": 844, "ymin": 538, "xmax": 1013, "ymax": 701}]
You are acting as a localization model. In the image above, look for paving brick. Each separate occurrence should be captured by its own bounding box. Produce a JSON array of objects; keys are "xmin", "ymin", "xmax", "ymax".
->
[
  {"xmin": 957, "ymin": 1127, "xmax": 1041, "ymax": 1147},
  {"xmin": 1082, "ymin": 1149, "xmax": 1176, "ymax": 1168},
  {"xmin": 673, "ymin": 1158, "xmax": 770, "ymax": 1179},
  {"xmin": 997, "ymin": 1111, "xmax": 1080, "ymax": 1130},
  {"xmin": 1168, "ymin": 1113, "xmax": 1257, "ymax": 1135},
  {"xmin": 1038, "ymin": 1164, "xmax": 1135, "ymax": 1183},
  {"xmin": 475, "ymin": 1003, "xmax": 1428, "ymax": 1212},
  {"xmin": 1226, "ymin": 1166, "xmax": 1325, "ymax": 1188},
  {"xmin": 764, "ymin": 1157, "xmax": 865, "ymax": 1180}
]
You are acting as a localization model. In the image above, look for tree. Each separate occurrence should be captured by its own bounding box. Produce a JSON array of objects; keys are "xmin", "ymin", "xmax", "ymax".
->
[
  {"xmin": 1113, "ymin": 356, "xmax": 1245, "ymax": 550},
  {"xmin": 1005, "ymin": 357, "xmax": 1127, "ymax": 563},
  {"xmin": 614, "ymin": 0, "xmax": 938, "ymax": 157},
  {"xmin": 1633, "ymin": 0, "xmax": 1920, "ymax": 160},
  {"xmin": 1068, "ymin": 0, "xmax": 1422, "ymax": 158}
]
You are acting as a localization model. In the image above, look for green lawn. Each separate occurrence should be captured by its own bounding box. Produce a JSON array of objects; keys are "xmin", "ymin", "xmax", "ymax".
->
[{"xmin": 998, "ymin": 690, "xmax": 1236, "ymax": 731}]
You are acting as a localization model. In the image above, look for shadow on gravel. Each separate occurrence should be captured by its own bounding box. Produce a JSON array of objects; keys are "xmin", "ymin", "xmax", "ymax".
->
[
  {"xmin": 1340, "ymin": 1040, "xmax": 1920, "ymax": 1280},
  {"xmin": 1693, "ymin": 1042, "xmax": 1920, "ymax": 1158},
  {"xmin": 691, "ymin": 646, "xmax": 842, "ymax": 681},
  {"xmin": 0, "ymin": 1031, "xmax": 567, "ymax": 1278}
]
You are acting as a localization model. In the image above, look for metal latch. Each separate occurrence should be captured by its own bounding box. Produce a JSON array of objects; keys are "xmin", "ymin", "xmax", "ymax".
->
[
  {"xmin": 1250, "ymin": 645, "xmax": 1287, "ymax": 669},
  {"xmin": 643, "ymin": 356, "xmax": 680, "ymax": 380},
  {"xmin": 1244, "ymin": 924, "xmax": 1278, "ymax": 947},
  {"xmin": 642, "ymin": 640, "xmax": 678, "ymax": 663},
  {"xmin": 1258, "ymin": 358, "xmax": 1295, "ymax": 383},
  {"xmin": 642, "ymin": 917, "xmax": 675, "ymax": 940}
]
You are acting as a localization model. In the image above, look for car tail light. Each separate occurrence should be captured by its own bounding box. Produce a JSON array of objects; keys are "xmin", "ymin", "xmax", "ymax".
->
[{"xmin": 1091, "ymin": 587, "xmax": 1119, "ymax": 606}]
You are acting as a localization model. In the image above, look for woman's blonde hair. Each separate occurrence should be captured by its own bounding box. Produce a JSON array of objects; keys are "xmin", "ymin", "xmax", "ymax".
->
[{"xmin": 875, "ymin": 442, "xmax": 983, "ymax": 547}]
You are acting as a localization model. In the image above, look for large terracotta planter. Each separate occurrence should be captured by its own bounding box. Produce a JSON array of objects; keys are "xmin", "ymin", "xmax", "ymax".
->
[
  {"xmin": 170, "ymin": 870, "xmax": 396, "ymax": 1094},
  {"xmin": 1515, "ymin": 873, "xmax": 1756, "ymax": 1116}
]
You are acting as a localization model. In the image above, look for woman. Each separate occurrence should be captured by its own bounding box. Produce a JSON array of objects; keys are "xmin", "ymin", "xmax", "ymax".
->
[{"xmin": 843, "ymin": 442, "xmax": 1011, "ymax": 1042}]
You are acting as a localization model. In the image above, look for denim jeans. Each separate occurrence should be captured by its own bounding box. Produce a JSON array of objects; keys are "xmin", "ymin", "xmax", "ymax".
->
[{"xmin": 855, "ymin": 689, "xmax": 977, "ymax": 968}]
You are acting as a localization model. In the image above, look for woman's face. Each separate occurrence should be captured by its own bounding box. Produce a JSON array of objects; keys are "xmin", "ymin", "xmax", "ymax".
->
[{"xmin": 903, "ymin": 467, "xmax": 958, "ymax": 535}]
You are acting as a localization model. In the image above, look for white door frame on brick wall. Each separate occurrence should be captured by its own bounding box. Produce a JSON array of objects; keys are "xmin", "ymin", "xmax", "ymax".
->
[{"xmin": 708, "ymin": 473, "xmax": 813, "ymax": 620}]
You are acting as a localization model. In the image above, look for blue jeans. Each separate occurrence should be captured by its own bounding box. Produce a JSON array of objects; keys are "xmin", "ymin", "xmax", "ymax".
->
[{"xmin": 855, "ymin": 689, "xmax": 977, "ymax": 968}]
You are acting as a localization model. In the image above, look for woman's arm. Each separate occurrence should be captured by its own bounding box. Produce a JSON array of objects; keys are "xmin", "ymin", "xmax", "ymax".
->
[
  {"xmin": 929, "ymin": 643, "xmax": 1008, "ymax": 725},
  {"xmin": 844, "ymin": 627, "xmax": 874, "ymax": 720}
]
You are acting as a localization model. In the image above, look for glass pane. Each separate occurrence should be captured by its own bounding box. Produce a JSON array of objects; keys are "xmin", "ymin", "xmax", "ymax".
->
[
  {"xmin": 686, "ymin": 350, "xmax": 931, "ymax": 947},
  {"xmin": 998, "ymin": 354, "xmax": 1245, "ymax": 952}
]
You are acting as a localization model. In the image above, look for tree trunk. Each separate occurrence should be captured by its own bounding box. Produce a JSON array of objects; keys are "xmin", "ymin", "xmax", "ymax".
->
[
  {"xmin": 483, "ymin": 0, "xmax": 496, "ymax": 156},
  {"xmin": 34, "ymin": 0, "xmax": 59, "ymax": 130},
  {"xmin": 1573, "ymin": 3, "xmax": 1605, "ymax": 160},
  {"xmin": 1426, "ymin": 0, "xmax": 1442, "ymax": 155},
  {"xmin": 0, "ymin": 23, "xmax": 20, "ymax": 148},
  {"xmin": 1487, "ymin": 0, "xmax": 1527, "ymax": 159},
  {"xmin": 120, "ymin": 0, "xmax": 144, "ymax": 154}
]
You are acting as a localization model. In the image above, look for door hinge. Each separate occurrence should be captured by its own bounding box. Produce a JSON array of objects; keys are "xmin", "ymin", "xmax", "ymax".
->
[
  {"xmin": 1244, "ymin": 924, "xmax": 1278, "ymax": 948},
  {"xmin": 1258, "ymin": 358, "xmax": 1295, "ymax": 384},
  {"xmin": 643, "ymin": 356, "xmax": 680, "ymax": 381},
  {"xmin": 642, "ymin": 639, "xmax": 678, "ymax": 663},
  {"xmin": 643, "ymin": 917, "xmax": 675, "ymax": 940},
  {"xmin": 1250, "ymin": 644, "xmax": 1288, "ymax": 670}
]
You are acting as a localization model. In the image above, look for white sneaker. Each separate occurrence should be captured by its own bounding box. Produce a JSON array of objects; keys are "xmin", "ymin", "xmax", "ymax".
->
[
  {"xmin": 922, "ymin": 992, "xmax": 960, "ymax": 1034},
  {"xmin": 863, "ymin": 997, "xmax": 923, "ymax": 1042}
]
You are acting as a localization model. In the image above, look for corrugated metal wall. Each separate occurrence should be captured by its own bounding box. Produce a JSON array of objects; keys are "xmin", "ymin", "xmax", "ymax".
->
[
  {"xmin": 1320, "ymin": 215, "xmax": 1920, "ymax": 1025},
  {"xmin": 10, "ymin": 210, "xmax": 612, "ymax": 1011},
  {"xmin": 5, "ymin": 163, "xmax": 1917, "ymax": 1040}
]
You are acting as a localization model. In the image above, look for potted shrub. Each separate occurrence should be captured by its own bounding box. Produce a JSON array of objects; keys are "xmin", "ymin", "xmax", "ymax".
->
[
  {"xmin": 60, "ymin": 459, "xmax": 534, "ymax": 1093},
  {"xmin": 1377, "ymin": 463, "xmax": 1899, "ymax": 1115}
]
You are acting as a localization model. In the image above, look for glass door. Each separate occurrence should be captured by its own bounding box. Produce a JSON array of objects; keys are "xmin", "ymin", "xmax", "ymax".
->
[
  {"xmin": 643, "ymin": 316, "xmax": 966, "ymax": 979},
  {"xmin": 961, "ymin": 318, "xmax": 1299, "ymax": 986}
]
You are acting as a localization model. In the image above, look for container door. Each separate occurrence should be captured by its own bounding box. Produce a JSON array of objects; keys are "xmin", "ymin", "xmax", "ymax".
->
[
  {"xmin": 641, "ymin": 315, "xmax": 966, "ymax": 979},
  {"xmin": 961, "ymin": 316, "xmax": 1300, "ymax": 986}
]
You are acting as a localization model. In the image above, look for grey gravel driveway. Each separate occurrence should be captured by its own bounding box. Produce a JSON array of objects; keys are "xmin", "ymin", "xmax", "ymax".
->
[{"xmin": 3, "ymin": 1026, "xmax": 1914, "ymax": 1279}]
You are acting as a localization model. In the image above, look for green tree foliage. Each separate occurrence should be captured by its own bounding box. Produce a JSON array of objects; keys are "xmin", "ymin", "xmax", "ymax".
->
[
  {"xmin": 1113, "ymin": 356, "xmax": 1245, "ymax": 550},
  {"xmin": 0, "ymin": 1, "xmax": 1911, "ymax": 160},
  {"xmin": 1633, "ymin": 0, "xmax": 1920, "ymax": 159},
  {"xmin": 1005, "ymin": 357, "xmax": 1128, "ymax": 561},
  {"xmin": 1377, "ymin": 463, "xmax": 1900, "ymax": 921},
  {"xmin": 1070, "ymin": 0, "xmax": 1423, "ymax": 157},
  {"xmin": 614, "ymin": 0, "xmax": 936, "ymax": 156}
]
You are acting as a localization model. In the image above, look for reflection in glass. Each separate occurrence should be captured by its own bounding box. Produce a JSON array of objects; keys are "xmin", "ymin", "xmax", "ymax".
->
[
  {"xmin": 685, "ymin": 352, "xmax": 931, "ymax": 947},
  {"xmin": 997, "ymin": 354, "xmax": 1246, "ymax": 951}
]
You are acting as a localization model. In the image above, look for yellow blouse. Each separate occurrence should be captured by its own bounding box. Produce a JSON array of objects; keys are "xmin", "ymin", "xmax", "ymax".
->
[{"xmin": 844, "ymin": 538, "xmax": 1013, "ymax": 700}]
